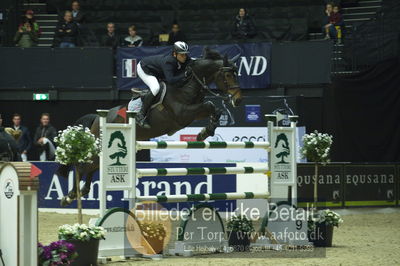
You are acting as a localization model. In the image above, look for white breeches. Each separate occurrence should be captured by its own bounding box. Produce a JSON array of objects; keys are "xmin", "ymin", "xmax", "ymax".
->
[{"xmin": 137, "ymin": 62, "xmax": 160, "ymax": 96}]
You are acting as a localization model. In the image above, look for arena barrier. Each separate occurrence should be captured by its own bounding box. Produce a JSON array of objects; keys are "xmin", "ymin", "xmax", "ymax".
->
[
  {"xmin": 0, "ymin": 162, "xmax": 39, "ymax": 266},
  {"xmin": 93, "ymin": 109, "xmax": 303, "ymax": 258}
]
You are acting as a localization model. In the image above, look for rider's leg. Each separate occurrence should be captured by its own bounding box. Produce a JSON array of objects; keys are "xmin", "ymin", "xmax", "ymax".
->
[{"xmin": 136, "ymin": 63, "xmax": 160, "ymax": 128}]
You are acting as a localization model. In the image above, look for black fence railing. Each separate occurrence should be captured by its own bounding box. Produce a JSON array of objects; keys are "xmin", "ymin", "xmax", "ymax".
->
[{"xmin": 339, "ymin": 1, "xmax": 400, "ymax": 72}]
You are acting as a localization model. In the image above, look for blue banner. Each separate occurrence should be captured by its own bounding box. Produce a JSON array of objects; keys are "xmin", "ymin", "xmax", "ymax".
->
[
  {"xmin": 34, "ymin": 162, "xmax": 237, "ymax": 211},
  {"xmin": 117, "ymin": 42, "xmax": 271, "ymax": 90}
]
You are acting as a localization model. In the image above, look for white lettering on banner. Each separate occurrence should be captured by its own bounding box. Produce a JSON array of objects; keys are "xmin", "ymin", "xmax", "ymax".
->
[
  {"xmin": 173, "ymin": 181, "xmax": 192, "ymax": 195},
  {"xmin": 135, "ymin": 176, "xmax": 213, "ymax": 197},
  {"xmin": 238, "ymin": 56, "xmax": 268, "ymax": 76},
  {"xmin": 345, "ymin": 174, "xmax": 394, "ymax": 186},
  {"xmin": 157, "ymin": 181, "xmax": 171, "ymax": 195},
  {"xmin": 45, "ymin": 175, "xmax": 64, "ymax": 200}
]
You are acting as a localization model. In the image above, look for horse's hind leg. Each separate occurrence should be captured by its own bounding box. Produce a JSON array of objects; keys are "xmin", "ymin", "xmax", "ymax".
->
[
  {"xmin": 80, "ymin": 170, "xmax": 95, "ymax": 197},
  {"xmin": 194, "ymin": 101, "xmax": 222, "ymax": 141}
]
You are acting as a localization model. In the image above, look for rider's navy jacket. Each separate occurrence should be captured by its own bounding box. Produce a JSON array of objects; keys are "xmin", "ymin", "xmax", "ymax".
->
[{"xmin": 139, "ymin": 54, "xmax": 192, "ymax": 84}]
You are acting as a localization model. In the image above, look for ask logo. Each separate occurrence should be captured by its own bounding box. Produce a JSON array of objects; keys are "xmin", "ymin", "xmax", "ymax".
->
[
  {"xmin": 108, "ymin": 131, "xmax": 128, "ymax": 165},
  {"xmin": 274, "ymin": 133, "xmax": 290, "ymax": 164},
  {"xmin": 106, "ymin": 130, "xmax": 128, "ymax": 184}
]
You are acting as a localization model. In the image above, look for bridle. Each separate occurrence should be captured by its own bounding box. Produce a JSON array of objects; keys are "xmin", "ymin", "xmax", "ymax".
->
[{"xmin": 191, "ymin": 66, "xmax": 240, "ymax": 103}]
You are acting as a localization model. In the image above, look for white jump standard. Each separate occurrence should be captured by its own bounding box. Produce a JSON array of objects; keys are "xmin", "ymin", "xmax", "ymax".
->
[{"xmin": 95, "ymin": 109, "xmax": 299, "ymax": 258}]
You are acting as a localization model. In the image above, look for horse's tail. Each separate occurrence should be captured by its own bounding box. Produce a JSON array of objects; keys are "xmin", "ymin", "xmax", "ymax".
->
[
  {"xmin": 56, "ymin": 164, "xmax": 72, "ymax": 178},
  {"xmin": 74, "ymin": 113, "xmax": 98, "ymax": 129}
]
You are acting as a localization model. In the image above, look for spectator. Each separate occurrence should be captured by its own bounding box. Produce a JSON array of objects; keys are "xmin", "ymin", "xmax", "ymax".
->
[
  {"xmin": 23, "ymin": 10, "xmax": 41, "ymax": 35},
  {"xmin": 34, "ymin": 113, "xmax": 57, "ymax": 161},
  {"xmin": 101, "ymin": 22, "xmax": 120, "ymax": 49},
  {"xmin": 11, "ymin": 113, "xmax": 31, "ymax": 162},
  {"xmin": 71, "ymin": 0, "xmax": 85, "ymax": 26},
  {"xmin": 323, "ymin": 3, "xmax": 335, "ymax": 40},
  {"xmin": 55, "ymin": 11, "xmax": 79, "ymax": 48},
  {"xmin": 231, "ymin": 8, "xmax": 257, "ymax": 39},
  {"xmin": 122, "ymin": 25, "xmax": 143, "ymax": 47},
  {"xmin": 330, "ymin": 5, "xmax": 344, "ymax": 43},
  {"xmin": 14, "ymin": 21, "xmax": 38, "ymax": 48},
  {"xmin": 167, "ymin": 23, "xmax": 186, "ymax": 45}
]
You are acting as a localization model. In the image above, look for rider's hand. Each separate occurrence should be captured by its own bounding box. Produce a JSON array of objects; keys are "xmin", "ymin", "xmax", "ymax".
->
[{"xmin": 185, "ymin": 67, "xmax": 192, "ymax": 78}]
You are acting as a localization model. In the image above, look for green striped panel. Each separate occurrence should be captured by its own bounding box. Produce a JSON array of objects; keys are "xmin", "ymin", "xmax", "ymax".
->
[
  {"xmin": 209, "ymin": 193, "xmax": 229, "ymax": 200},
  {"xmin": 156, "ymin": 141, "xmax": 168, "ymax": 149},
  {"xmin": 209, "ymin": 142, "xmax": 228, "ymax": 148},
  {"xmin": 156, "ymin": 195, "xmax": 168, "ymax": 202},
  {"xmin": 244, "ymin": 142, "xmax": 255, "ymax": 148},
  {"xmin": 244, "ymin": 192, "xmax": 255, "ymax": 198},
  {"xmin": 187, "ymin": 194, "xmax": 207, "ymax": 201},
  {"xmin": 243, "ymin": 167, "xmax": 254, "ymax": 173},
  {"xmin": 156, "ymin": 169, "xmax": 168, "ymax": 176},
  {"xmin": 186, "ymin": 168, "xmax": 206, "ymax": 175},
  {"xmin": 186, "ymin": 141, "xmax": 206, "ymax": 148},
  {"xmin": 208, "ymin": 167, "xmax": 228, "ymax": 174}
]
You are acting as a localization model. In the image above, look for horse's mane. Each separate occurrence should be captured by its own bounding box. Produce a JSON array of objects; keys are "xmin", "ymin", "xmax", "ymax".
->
[{"xmin": 202, "ymin": 47, "xmax": 223, "ymax": 60}]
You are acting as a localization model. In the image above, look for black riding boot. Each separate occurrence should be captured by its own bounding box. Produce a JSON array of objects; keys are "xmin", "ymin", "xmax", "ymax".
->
[{"xmin": 136, "ymin": 92, "xmax": 155, "ymax": 128}]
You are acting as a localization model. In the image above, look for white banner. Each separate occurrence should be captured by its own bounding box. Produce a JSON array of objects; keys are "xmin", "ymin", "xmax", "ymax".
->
[{"xmin": 150, "ymin": 127, "xmax": 305, "ymax": 163}]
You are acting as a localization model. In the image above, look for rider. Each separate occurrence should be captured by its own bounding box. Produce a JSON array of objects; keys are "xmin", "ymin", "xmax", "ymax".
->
[{"xmin": 135, "ymin": 41, "xmax": 192, "ymax": 128}]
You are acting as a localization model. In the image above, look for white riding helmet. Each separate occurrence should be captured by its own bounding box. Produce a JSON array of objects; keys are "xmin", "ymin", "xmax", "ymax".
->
[{"xmin": 173, "ymin": 41, "xmax": 189, "ymax": 54}]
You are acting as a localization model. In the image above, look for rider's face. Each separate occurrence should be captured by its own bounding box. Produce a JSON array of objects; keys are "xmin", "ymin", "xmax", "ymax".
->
[{"xmin": 176, "ymin": 53, "xmax": 187, "ymax": 63}]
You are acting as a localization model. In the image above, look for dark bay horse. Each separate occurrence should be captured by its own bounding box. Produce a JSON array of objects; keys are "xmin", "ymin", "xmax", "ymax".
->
[{"xmin": 58, "ymin": 48, "xmax": 243, "ymax": 206}]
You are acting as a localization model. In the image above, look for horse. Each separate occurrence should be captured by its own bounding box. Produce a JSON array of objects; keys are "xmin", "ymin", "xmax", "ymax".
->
[
  {"xmin": 0, "ymin": 127, "xmax": 21, "ymax": 161},
  {"xmin": 58, "ymin": 48, "xmax": 243, "ymax": 206}
]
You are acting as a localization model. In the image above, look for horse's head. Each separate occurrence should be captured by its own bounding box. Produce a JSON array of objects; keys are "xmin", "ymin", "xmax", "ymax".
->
[
  {"xmin": 213, "ymin": 54, "xmax": 242, "ymax": 107},
  {"xmin": 195, "ymin": 48, "xmax": 243, "ymax": 107}
]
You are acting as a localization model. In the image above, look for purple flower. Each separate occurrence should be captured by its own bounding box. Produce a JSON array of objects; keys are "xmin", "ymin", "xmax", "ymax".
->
[{"xmin": 60, "ymin": 253, "xmax": 67, "ymax": 260}]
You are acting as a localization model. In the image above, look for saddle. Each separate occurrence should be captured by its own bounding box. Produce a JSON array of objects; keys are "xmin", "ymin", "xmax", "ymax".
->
[{"xmin": 130, "ymin": 81, "xmax": 167, "ymax": 110}]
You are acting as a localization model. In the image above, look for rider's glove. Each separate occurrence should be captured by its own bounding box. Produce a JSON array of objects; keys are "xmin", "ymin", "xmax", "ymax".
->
[{"xmin": 184, "ymin": 67, "xmax": 193, "ymax": 78}]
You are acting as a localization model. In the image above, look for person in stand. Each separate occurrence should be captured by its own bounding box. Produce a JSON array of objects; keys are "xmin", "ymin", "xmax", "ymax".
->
[
  {"xmin": 14, "ymin": 21, "xmax": 38, "ymax": 48},
  {"xmin": 101, "ymin": 22, "xmax": 120, "ymax": 49},
  {"xmin": 329, "ymin": 5, "xmax": 344, "ymax": 43},
  {"xmin": 122, "ymin": 25, "xmax": 143, "ymax": 47},
  {"xmin": 133, "ymin": 41, "xmax": 192, "ymax": 128},
  {"xmin": 11, "ymin": 113, "xmax": 31, "ymax": 162},
  {"xmin": 231, "ymin": 8, "xmax": 257, "ymax": 39},
  {"xmin": 323, "ymin": 3, "xmax": 335, "ymax": 40},
  {"xmin": 55, "ymin": 11, "xmax": 79, "ymax": 48},
  {"xmin": 71, "ymin": 0, "xmax": 85, "ymax": 26},
  {"xmin": 167, "ymin": 23, "xmax": 186, "ymax": 45},
  {"xmin": 33, "ymin": 113, "xmax": 57, "ymax": 161},
  {"xmin": 23, "ymin": 9, "xmax": 41, "ymax": 35}
]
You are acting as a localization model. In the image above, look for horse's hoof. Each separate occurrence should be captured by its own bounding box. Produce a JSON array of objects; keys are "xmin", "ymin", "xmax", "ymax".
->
[
  {"xmin": 197, "ymin": 132, "xmax": 207, "ymax": 141},
  {"xmin": 80, "ymin": 187, "xmax": 91, "ymax": 197},
  {"xmin": 60, "ymin": 196, "xmax": 73, "ymax": 207}
]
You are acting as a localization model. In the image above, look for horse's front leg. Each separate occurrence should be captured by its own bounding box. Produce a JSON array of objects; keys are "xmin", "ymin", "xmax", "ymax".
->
[
  {"xmin": 192, "ymin": 101, "xmax": 222, "ymax": 141},
  {"xmin": 60, "ymin": 174, "xmax": 78, "ymax": 207}
]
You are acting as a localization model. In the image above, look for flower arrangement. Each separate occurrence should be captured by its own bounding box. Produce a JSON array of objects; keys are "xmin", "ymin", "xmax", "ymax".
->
[
  {"xmin": 54, "ymin": 125, "xmax": 100, "ymax": 165},
  {"xmin": 38, "ymin": 240, "xmax": 78, "ymax": 266},
  {"xmin": 309, "ymin": 209, "xmax": 344, "ymax": 232},
  {"xmin": 58, "ymin": 224, "xmax": 106, "ymax": 242},
  {"xmin": 139, "ymin": 222, "xmax": 167, "ymax": 241},
  {"xmin": 301, "ymin": 131, "xmax": 333, "ymax": 164},
  {"xmin": 227, "ymin": 215, "xmax": 255, "ymax": 233}
]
